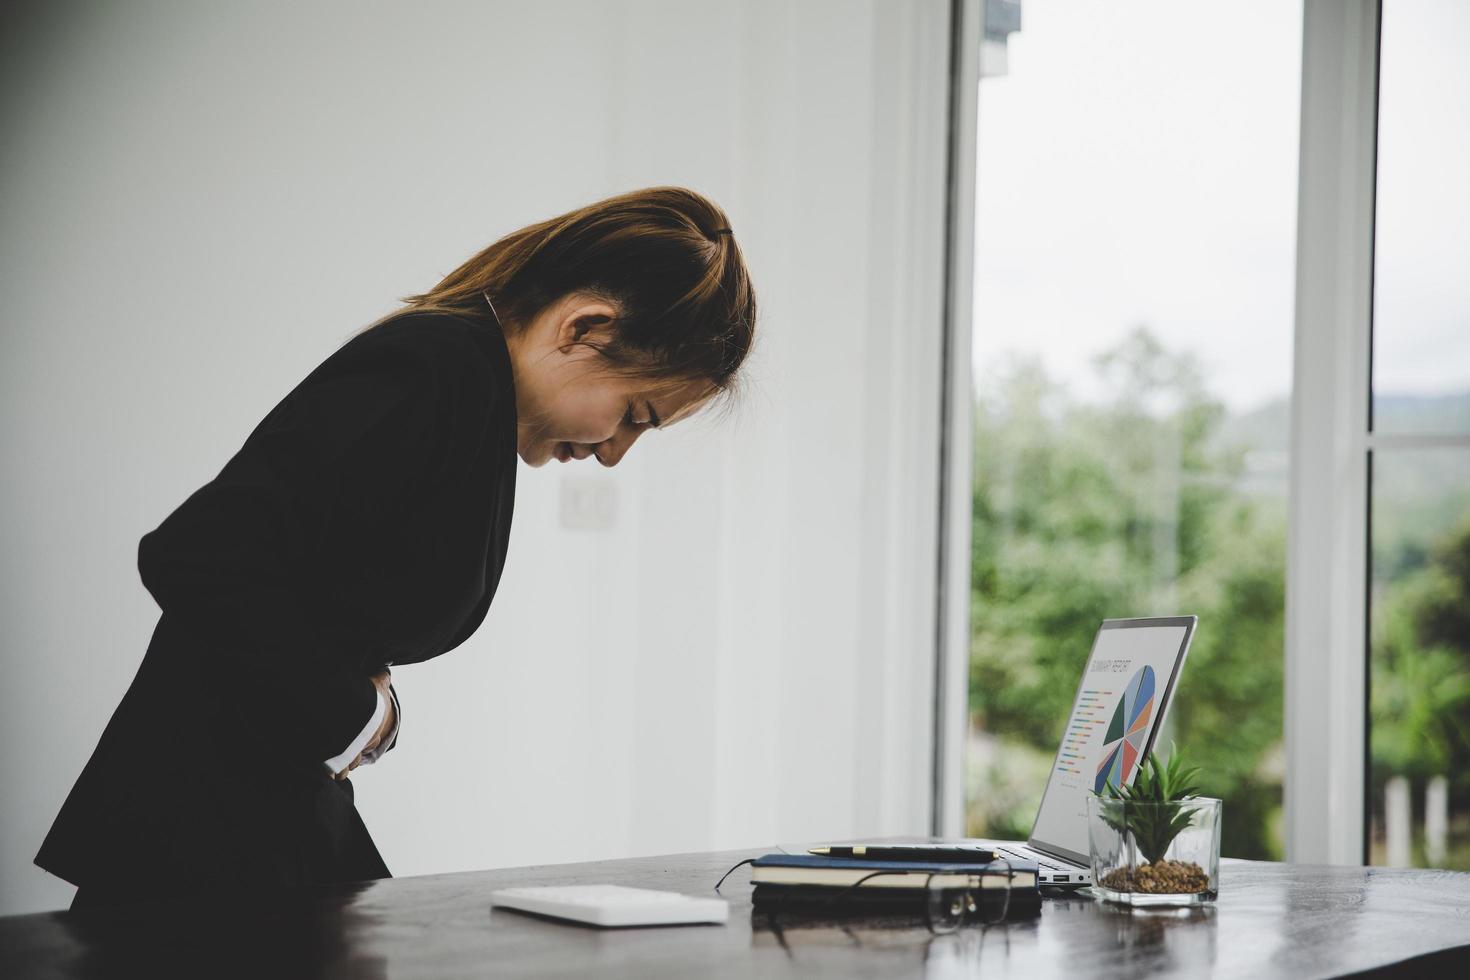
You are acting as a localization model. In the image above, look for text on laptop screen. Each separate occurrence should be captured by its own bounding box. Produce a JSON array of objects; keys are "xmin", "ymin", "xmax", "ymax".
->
[{"xmin": 1029, "ymin": 624, "xmax": 1190, "ymax": 858}]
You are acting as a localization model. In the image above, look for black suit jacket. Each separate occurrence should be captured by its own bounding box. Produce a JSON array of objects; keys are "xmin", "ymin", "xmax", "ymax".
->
[{"xmin": 36, "ymin": 306, "xmax": 518, "ymax": 898}]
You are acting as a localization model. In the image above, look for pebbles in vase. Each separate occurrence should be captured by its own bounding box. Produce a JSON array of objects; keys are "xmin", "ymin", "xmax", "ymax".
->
[{"xmin": 1099, "ymin": 859, "xmax": 1210, "ymax": 895}]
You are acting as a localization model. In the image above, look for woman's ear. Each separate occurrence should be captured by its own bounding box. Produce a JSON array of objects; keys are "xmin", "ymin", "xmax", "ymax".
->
[{"xmin": 557, "ymin": 298, "xmax": 620, "ymax": 350}]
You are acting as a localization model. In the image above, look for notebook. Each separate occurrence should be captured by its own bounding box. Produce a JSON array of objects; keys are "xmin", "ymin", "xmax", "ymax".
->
[
  {"xmin": 751, "ymin": 853, "xmax": 1038, "ymax": 889},
  {"xmin": 748, "ymin": 853, "xmax": 1041, "ymax": 918}
]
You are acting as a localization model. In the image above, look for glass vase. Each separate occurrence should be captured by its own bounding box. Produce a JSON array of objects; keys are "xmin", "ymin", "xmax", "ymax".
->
[{"xmin": 1086, "ymin": 796, "xmax": 1221, "ymax": 907}]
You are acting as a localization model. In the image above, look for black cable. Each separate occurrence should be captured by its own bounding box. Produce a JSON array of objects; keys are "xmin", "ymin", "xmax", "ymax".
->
[{"xmin": 714, "ymin": 858, "xmax": 755, "ymax": 892}]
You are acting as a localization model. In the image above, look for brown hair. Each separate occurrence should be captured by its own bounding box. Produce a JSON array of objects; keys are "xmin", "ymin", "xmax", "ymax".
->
[{"xmin": 357, "ymin": 186, "xmax": 756, "ymax": 398}]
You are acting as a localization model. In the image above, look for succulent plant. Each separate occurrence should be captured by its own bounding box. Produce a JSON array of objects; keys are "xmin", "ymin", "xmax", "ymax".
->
[{"xmin": 1097, "ymin": 742, "xmax": 1202, "ymax": 866}]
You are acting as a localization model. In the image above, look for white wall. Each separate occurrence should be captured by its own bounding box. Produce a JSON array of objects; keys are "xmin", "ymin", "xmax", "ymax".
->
[{"xmin": 0, "ymin": 0, "xmax": 953, "ymax": 915}]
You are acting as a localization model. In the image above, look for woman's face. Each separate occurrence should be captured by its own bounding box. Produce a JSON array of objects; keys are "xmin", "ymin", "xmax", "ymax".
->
[{"xmin": 504, "ymin": 293, "xmax": 714, "ymax": 468}]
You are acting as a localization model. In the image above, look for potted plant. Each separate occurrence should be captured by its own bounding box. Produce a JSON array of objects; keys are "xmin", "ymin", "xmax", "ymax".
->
[{"xmin": 1086, "ymin": 743, "xmax": 1221, "ymax": 906}]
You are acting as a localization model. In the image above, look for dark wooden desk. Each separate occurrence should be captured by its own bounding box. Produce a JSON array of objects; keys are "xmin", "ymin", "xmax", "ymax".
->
[{"xmin": 4, "ymin": 848, "xmax": 1470, "ymax": 978}]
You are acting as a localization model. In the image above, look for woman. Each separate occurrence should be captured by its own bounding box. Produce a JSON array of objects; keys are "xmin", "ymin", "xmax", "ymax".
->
[{"xmin": 36, "ymin": 186, "xmax": 756, "ymax": 909}]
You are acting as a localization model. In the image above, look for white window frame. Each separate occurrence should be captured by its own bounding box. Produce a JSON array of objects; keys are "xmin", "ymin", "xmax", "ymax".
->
[
  {"xmin": 932, "ymin": 0, "xmax": 983, "ymax": 838},
  {"xmin": 1283, "ymin": 0, "xmax": 1380, "ymax": 866}
]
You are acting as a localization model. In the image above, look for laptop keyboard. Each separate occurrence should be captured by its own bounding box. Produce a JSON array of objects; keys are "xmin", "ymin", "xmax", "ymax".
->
[{"xmin": 992, "ymin": 844, "xmax": 1072, "ymax": 873}]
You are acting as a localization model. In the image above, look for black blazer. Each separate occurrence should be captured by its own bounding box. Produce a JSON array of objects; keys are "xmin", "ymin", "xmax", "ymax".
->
[{"xmin": 36, "ymin": 307, "xmax": 518, "ymax": 899}]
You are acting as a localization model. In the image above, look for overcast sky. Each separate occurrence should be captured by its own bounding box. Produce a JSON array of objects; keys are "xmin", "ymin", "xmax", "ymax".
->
[{"xmin": 972, "ymin": 0, "xmax": 1469, "ymax": 413}]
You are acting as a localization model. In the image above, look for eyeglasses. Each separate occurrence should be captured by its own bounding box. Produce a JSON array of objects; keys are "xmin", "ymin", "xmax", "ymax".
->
[
  {"xmin": 716, "ymin": 857, "xmax": 1015, "ymax": 933},
  {"xmin": 922, "ymin": 863, "xmax": 1015, "ymax": 931}
]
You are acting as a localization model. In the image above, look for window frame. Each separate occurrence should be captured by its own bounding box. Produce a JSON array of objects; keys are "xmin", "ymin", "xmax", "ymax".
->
[
  {"xmin": 1283, "ymin": 0, "xmax": 1379, "ymax": 865},
  {"xmin": 932, "ymin": 0, "xmax": 983, "ymax": 838}
]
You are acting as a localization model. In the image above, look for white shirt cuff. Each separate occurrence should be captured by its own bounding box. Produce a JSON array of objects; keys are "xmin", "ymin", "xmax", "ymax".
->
[
  {"xmin": 323, "ymin": 689, "xmax": 386, "ymax": 775},
  {"xmin": 361, "ymin": 684, "xmax": 400, "ymax": 764}
]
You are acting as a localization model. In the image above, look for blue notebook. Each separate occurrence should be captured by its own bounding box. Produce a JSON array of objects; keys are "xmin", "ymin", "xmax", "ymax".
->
[
  {"xmin": 750, "ymin": 853, "xmax": 1039, "ymax": 889},
  {"xmin": 749, "ymin": 853, "xmax": 1041, "ymax": 917}
]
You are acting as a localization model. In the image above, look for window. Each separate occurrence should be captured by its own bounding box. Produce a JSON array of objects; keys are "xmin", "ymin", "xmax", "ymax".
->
[
  {"xmin": 965, "ymin": 0, "xmax": 1302, "ymax": 859},
  {"xmin": 1366, "ymin": 0, "xmax": 1470, "ymax": 869}
]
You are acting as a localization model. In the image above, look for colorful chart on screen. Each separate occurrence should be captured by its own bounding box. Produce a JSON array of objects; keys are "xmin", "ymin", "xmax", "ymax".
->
[{"xmin": 1093, "ymin": 664, "xmax": 1156, "ymax": 794}]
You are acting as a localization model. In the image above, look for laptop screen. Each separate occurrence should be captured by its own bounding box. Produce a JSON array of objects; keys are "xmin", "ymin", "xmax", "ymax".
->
[{"xmin": 1027, "ymin": 618, "xmax": 1195, "ymax": 865}]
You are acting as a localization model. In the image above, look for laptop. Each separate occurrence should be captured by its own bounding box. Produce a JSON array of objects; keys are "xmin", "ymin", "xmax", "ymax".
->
[{"xmin": 971, "ymin": 615, "xmax": 1198, "ymax": 889}]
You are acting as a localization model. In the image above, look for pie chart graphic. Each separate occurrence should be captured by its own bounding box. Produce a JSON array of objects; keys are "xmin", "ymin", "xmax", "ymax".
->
[{"xmin": 1093, "ymin": 665, "xmax": 1157, "ymax": 794}]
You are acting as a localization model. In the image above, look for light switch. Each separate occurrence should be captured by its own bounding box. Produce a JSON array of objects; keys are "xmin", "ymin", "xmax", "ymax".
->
[{"xmin": 559, "ymin": 475, "xmax": 618, "ymax": 530}]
